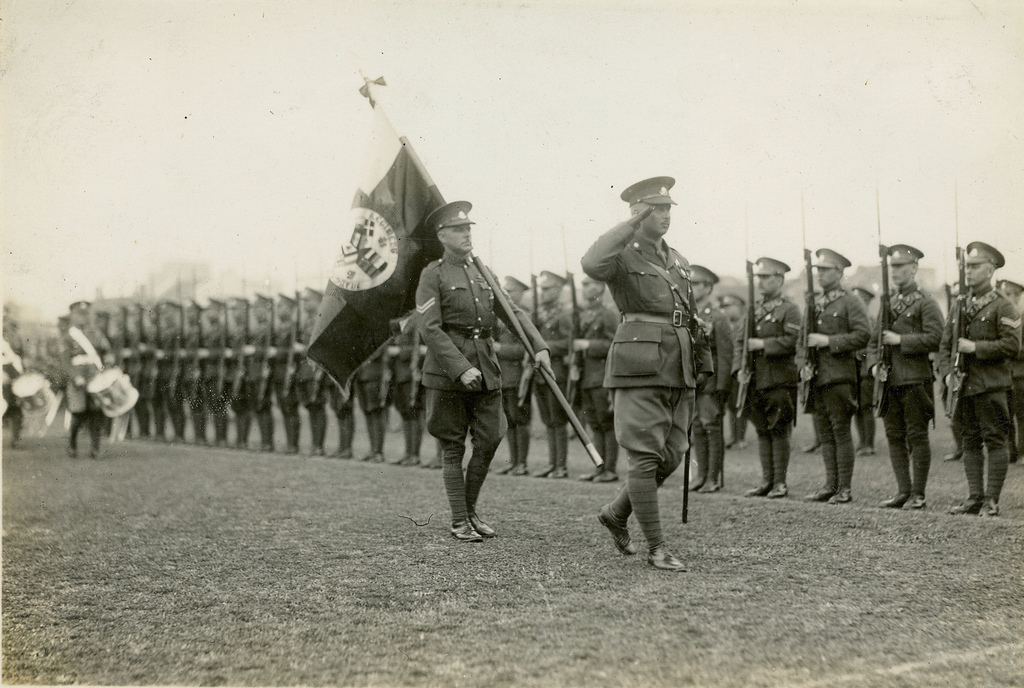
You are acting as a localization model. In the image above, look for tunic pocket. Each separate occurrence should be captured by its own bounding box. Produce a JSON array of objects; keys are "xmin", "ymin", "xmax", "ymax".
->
[{"xmin": 609, "ymin": 323, "xmax": 663, "ymax": 377}]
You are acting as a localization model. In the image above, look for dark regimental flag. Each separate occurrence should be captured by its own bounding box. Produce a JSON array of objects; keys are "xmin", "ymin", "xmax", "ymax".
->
[{"xmin": 306, "ymin": 79, "xmax": 445, "ymax": 390}]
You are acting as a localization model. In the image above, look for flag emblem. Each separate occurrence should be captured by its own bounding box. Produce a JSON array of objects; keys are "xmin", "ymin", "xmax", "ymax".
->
[{"xmin": 331, "ymin": 208, "xmax": 400, "ymax": 291}]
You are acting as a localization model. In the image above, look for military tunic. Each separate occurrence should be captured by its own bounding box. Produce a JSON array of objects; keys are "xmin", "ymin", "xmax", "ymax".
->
[
  {"xmin": 938, "ymin": 284, "xmax": 1022, "ymax": 503},
  {"xmin": 153, "ymin": 308, "xmax": 186, "ymax": 442},
  {"xmin": 578, "ymin": 299, "xmax": 618, "ymax": 433},
  {"xmin": 416, "ymin": 251, "xmax": 545, "ymax": 453},
  {"xmin": 807, "ymin": 287, "xmax": 871, "ymax": 495},
  {"xmin": 746, "ymin": 294, "xmax": 801, "ymax": 490},
  {"xmin": 62, "ymin": 324, "xmax": 110, "ymax": 455},
  {"xmin": 868, "ymin": 281, "xmax": 944, "ymax": 499}
]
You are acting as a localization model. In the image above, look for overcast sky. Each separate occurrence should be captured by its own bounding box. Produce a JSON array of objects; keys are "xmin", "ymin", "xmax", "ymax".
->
[{"xmin": 3, "ymin": 0, "xmax": 1022, "ymax": 320}]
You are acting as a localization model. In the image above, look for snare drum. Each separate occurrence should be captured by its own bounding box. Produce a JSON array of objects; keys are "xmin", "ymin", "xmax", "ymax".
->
[
  {"xmin": 12, "ymin": 373, "xmax": 55, "ymax": 414},
  {"xmin": 86, "ymin": 367, "xmax": 139, "ymax": 418}
]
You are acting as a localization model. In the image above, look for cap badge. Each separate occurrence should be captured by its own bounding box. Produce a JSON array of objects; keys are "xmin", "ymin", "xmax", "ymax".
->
[{"xmin": 458, "ymin": 211, "xmax": 467, "ymax": 220}]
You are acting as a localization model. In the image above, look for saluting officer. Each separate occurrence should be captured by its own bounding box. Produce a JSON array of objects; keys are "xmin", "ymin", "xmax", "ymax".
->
[
  {"xmin": 493, "ymin": 276, "xmax": 534, "ymax": 476},
  {"xmin": 272, "ymin": 294, "xmax": 302, "ymax": 454},
  {"xmin": 996, "ymin": 278, "xmax": 1024, "ymax": 464},
  {"xmin": 575, "ymin": 276, "xmax": 621, "ymax": 482},
  {"xmin": 532, "ymin": 271, "xmax": 573, "ymax": 479},
  {"xmin": 687, "ymin": 265, "xmax": 734, "ymax": 493},
  {"xmin": 582, "ymin": 177, "xmax": 714, "ymax": 572},
  {"xmin": 743, "ymin": 258, "xmax": 801, "ymax": 499},
  {"xmin": 296, "ymin": 288, "xmax": 329, "ymax": 456},
  {"xmin": 803, "ymin": 249, "xmax": 871, "ymax": 505},
  {"xmin": 940, "ymin": 242, "xmax": 1022, "ymax": 516},
  {"xmin": 851, "ymin": 285, "xmax": 878, "ymax": 456},
  {"xmin": 415, "ymin": 201, "xmax": 551, "ymax": 542},
  {"xmin": 201, "ymin": 299, "xmax": 231, "ymax": 446},
  {"xmin": 868, "ymin": 245, "xmax": 944, "ymax": 510}
]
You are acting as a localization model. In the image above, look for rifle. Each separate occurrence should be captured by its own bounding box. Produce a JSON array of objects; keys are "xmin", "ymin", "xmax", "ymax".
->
[
  {"xmin": 872, "ymin": 189, "xmax": 892, "ymax": 417},
  {"xmin": 797, "ymin": 195, "xmax": 817, "ymax": 413},
  {"xmin": 230, "ymin": 301, "xmax": 249, "ymax": 398},
  {"xmin": 516, "ymin": 273, "xmax": 541, "ymax": 406},
  {"xmin": 409, "ymin": 325, "xmax": 422, "ymax": 410},
  {"xmin": 379, "ymin": 338, "xmax": 394, "ymax": 407},
  {"xmin": 945, "ymin": 217, "xmax": 967, "ymax": 419},
  {"xmin": 118, "ymin": 305, "xmax": 130, "ymax": 370},
  {"xmin": 256, "ymin": 300, "xmax": 273, "ymax": 403},
  {"xmin": 735, "ymin": 258, "xmax": 756, "ymax": 413},
  {"xmin": 167, "ymin": 304, "xmax": 183, "ymax": 400},
  {"xmin": 282, "ymin": 292, "xmax": 299, "ymax": 395},
  {"xmin": 215, "ymin": 302, "xmax": 228, "ymax": 397},
  {"xmin": 565, "ymin": 270, "xmax": 582, "ymax": 409},
  {"xmin": 190, "ymin": 304, "xmax": 204, "ymax": 388}
]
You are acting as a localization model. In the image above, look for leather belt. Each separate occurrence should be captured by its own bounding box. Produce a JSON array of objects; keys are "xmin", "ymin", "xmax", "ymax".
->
[
  {"xmin": 443, "ymin": 324, "xmax": 492, "ymax": 339},
  {"xmin": 621, "ymin": 311, "xmax": 687, "ymax": 327}
]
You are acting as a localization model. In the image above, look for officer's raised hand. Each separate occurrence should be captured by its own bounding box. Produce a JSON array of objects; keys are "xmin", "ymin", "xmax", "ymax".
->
[{"xmin": 460, "ymin": 366, "xmax": 483, "ymax": 391}]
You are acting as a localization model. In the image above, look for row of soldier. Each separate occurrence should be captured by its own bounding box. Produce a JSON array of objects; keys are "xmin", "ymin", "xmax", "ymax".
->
[{"xmin": 8, "ymin": 244, "xmax": 1022, "ymax": 520}]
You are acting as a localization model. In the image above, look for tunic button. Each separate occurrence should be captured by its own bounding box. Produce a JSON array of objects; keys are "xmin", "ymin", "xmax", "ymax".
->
[
  {"xmin": 633, "ymin": 242, "xmax": 640, "ymax": 248},
  {"xmin": 640, "ymin": 271, "xmax": 645, "ymax": 275},
  {"xmin": 475, "ymin": 298, "xmax": 479, "ymax": 302},
  {"xmin": 632, "ymin": 337, "xmax": 637, "ymax": 340}
]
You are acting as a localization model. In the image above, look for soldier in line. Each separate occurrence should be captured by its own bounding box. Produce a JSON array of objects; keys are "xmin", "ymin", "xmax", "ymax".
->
[
  {"xmin": 996, "ymin": 278, "xmax": 1024, "ymax": 464},
  {"xmin": 226, "ymin": 297, "xmax": 253, "ymax": 449},
  {"xmin": 272, "ymin": 294, "xmax": 302, "ymax": 454},
  {"xmin": 742, "ymin": 258, "xmax": 801, "ymax": 499},
  {"xmin": 63, "ymin": 301, "xmax": 112, "ymax": 458},
  {"xmin": 353, "ymin": 347, "xmax": 390, "ymax": 463},
  {"xmin": 201, "ymin": 299, "xmax": 231, "ymax": 446},
  {"xmin": 183, "ymin": 301, "xmax": 207, "ymax": 445},
  {"xmin": 575, "ymin": 275, "xmax": 621, "ymax": 482},
  {"xmin": 121, "ymin": 305, "xmax": 144, "ymax": 439},
  {"xmin": 296, "ymin": 288, "xmax": 329, "ymax": 457},
  {"xmin": 687, "ymin": 265, "xmax": 734, "ymax": 493},
  {"xmin": 851, "ymin": 285, "xmax": 878, "ymax": 456},
  {"xmin": 247, "ymin": 295, "xmax": 275, "ymax": 451},
  {"xmin": 2, "ymin": 306, "xmax": 25, "ymax": 448},
  {"xmin": 415, "ymin": 201, "xmax": 551, "ymax": 541},
  {"xmin": 868, "ymin": 245, "xmax": 944, "ymax": 510},
  {"xmin": 719, "ymin": 293, "xmax": 750, "ymax": 450},
  {"xmin": 154, "ymin": 301, "xmax": 187, "ymax": 442},
  {"xmin": 135, "ymin": 304, "xmax": 158, "ymax": 440},
  {"xmin": 532, "ymin": 271, "xmax": 573, "ymax": 479},
  {"xmin": 940, "ymin": 242, "xmax": 1022, "ymax": 517},
  {"xmin": 389, "ymin": 318, "xmax": 426, "ymax": 466},
  {"xmin": 492, "ymin": 277, "xmax": 533, "ymax": 476},
  {"xmin": 95, "ymin": 310, "xmax": 115, "ymax": 437},
  {"xmin": 583, "ymin": 177, "xmax": 714, "ymax": 572},
  {"xmin": 329, "ymin": 381, "xmax": 356, "ymax": 460},
  {"xmin": 803, "ymin": 249, "xmax": 871, "ymax": 504}
]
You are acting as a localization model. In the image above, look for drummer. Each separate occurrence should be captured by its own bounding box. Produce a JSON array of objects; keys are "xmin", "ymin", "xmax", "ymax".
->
[{"xmin": 62, "ymin": 300, "xmax": 112, "ymax": 458}]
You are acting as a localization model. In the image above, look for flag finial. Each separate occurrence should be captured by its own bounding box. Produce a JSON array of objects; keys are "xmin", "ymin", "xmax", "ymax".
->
[{"xmin": 359, "ymin": 75, "xmax": 387, "ymax": 107}]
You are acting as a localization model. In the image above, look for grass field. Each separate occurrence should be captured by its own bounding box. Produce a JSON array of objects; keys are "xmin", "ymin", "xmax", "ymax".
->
[{"xmin": 2, "ymin": 411, "xmax": 1022, "ymax": 687}]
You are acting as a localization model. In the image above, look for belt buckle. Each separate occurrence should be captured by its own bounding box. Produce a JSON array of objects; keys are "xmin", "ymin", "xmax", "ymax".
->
[{"xmin": 672, "ymin": 310, "xmax": 684, "ymax": 327}]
